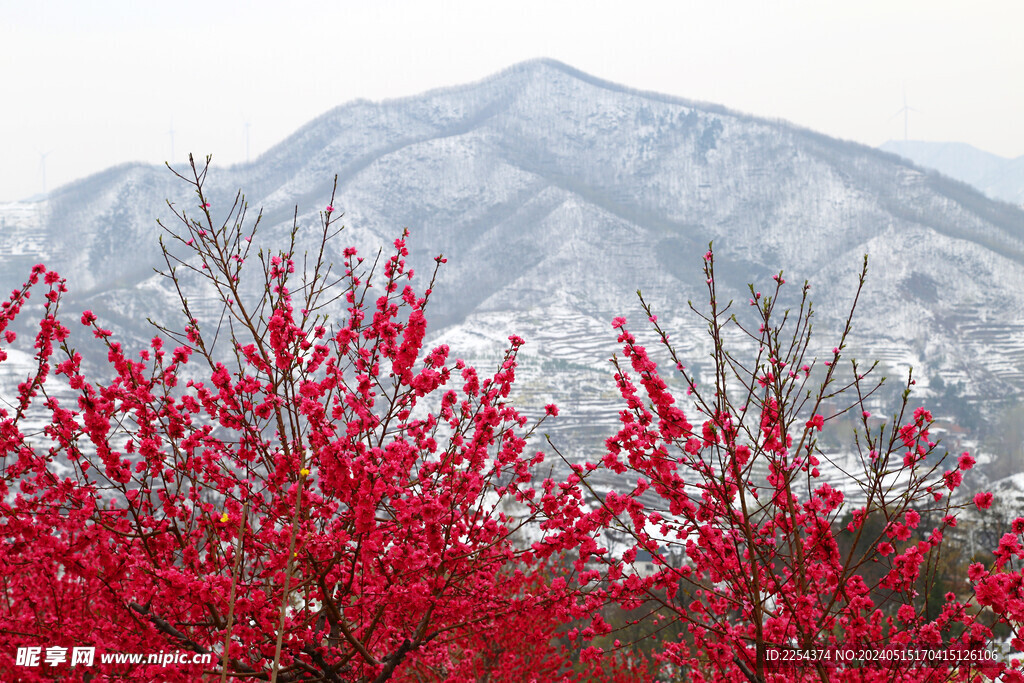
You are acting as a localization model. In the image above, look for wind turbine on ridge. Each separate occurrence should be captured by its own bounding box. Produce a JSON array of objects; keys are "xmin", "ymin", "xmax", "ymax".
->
[
  {"xmin": 242, "ymin": 113, "xmax": 252, "ymax": 163},
  {"xmin": 37, "ymin": 149, "xmax": 53, "ymax": 196},
  {"xmin": 891, "ymin": 86, "xmax": 919, "ymax": 142}
]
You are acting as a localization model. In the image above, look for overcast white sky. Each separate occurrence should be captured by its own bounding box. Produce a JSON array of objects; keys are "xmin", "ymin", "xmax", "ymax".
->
[{"xmin": 1, "ymin": 0, "xmax": 1021, "ymax": 202}]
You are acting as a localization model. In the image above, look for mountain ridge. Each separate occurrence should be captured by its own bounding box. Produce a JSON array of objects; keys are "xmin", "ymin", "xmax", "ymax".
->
[{"xmin": 3, "ymin": 60, "xmax": 1024, "ymax": 475}]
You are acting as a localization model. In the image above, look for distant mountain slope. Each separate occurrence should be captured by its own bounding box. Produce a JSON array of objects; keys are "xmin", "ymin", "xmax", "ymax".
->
[
  {"xmin": 881, "ymin": 140, "xmax": 1024, "ymax": 207},
  {"xmin": 3, "ymin": 59, "xmax": 1024, "ymax": 469}
]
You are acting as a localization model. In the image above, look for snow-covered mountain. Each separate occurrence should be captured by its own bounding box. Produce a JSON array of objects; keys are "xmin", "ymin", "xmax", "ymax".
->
[
  {"xmin": 3, "ymin": 59, "xmax": 1024, "ymax": 471},
  {"xmin": 881, "ymin": 140, "xmax": 1024, "ymax": 207}
]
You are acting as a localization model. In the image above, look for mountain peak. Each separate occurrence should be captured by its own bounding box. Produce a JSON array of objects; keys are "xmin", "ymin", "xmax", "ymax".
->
[{"xmin": 3, "ymin": 63, "xmax": 1024, "ymax": 450}]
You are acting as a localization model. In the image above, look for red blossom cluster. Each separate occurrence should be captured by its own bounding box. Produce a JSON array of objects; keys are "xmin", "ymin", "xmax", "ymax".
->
[
  {"xmin": 0, "ymin": 159, "xmax": 637, "ymax": 682},
  {"xmin": 547, "ymin": 251, "xmax": 1024, "ymax": 681}
]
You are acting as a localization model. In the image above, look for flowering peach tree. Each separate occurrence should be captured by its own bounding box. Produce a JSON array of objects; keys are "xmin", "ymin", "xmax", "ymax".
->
[
  {"xmin": 550, "ymin": 250, "xmax": 1024, "ymax": 681},
  {"xmin": 0, "ymin": 157, "xmax": 619, "ymax": 682}
]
